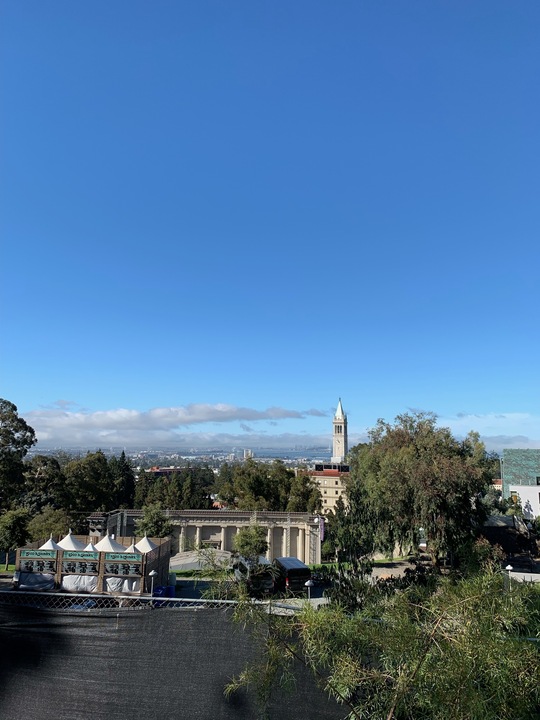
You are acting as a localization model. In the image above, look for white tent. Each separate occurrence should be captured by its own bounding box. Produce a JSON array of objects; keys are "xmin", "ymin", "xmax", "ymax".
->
[
  {"xmin": 94, "ymin": 534, "xmax": 127, "ymax": 552},
  {"xmin": 134, "ymin": 535, "xmax": 157, "ymax": 553},
  {"xmin": 39, "ymin": 535, "xmax": 61, "ymax": 550},
  {"xmin": 84, "ymin": 542, "xmax": 98, "ymax": 552},
  {"xmin": 124, "ymin": 543, "xmax": 138, "ymax": 553},
  {"xmin": 57, "ymin": 531, "xmax": 86, "ymax": 551}
]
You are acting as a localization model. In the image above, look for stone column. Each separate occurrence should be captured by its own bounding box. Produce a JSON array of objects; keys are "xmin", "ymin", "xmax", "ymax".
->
[
  {"xmin": 195, "ymin": 525, "xmax": 202, "ymax": 549},
  {"xmin": 179, "ymin": 525, "xmax": 186, "ymax": 553},
  {"xmin": 267, "ymin": 525, "xmax": 273, "ymax": 560},
  {"xmin": 299, "ymin": 528, "xmax": 306, "ymax": 562},
  {"xmin": 281, "ymin": 528, "xmax": 287, "ymax": 556},
  {"xmin": 221, "ymin": 526, "xmax": 227, "ymax": 552}
]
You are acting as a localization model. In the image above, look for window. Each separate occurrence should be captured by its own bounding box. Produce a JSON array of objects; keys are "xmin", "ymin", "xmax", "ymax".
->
[
  {"xmin": 323, "ymin": 490, "xmax": 327, "ymax": 495},
  {"xmin": 336, "ymin": 490, "xmax": 339, "ymax": 495},
  {"xmin": 536, "ymin": 477, "xmax": 540, "ymax": 486},
  {"xmin": 323, "ymin": 499, "xmax": 327, "ymax": 504},
  {"xmin": 335, "ymin": 481, "xmax": 338, "ymax": 485}
]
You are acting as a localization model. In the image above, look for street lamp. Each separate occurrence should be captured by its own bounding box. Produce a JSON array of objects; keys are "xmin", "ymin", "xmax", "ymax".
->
[
  {"xmin": 149, "ymin": 569, "xmax": 158, "ymax": 596},
  {"xmin": 305, "ymin": 579, "xmax": 314, "ymax": 601},
  {"xmin": 505, "ymin": 564, "xmax": 513, "ymax": 597}
]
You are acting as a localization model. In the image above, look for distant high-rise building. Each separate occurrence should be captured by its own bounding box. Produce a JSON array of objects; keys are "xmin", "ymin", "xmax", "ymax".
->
[{"xmin": 331, "ymin": 398, "xmax": 348, "ymax": 463}]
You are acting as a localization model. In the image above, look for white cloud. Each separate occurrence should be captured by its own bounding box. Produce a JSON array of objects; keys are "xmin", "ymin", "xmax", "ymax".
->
[
  {"xmin": 22, "ymin": 403, "xmax": 540, "ymax": 453},
  {"xmin": 25, "ymin": 402, "xmax": 329, "ymax": 449},
  {"xmin": 441, "ymin": 412, "xmax": 540, "ymax": 452}
]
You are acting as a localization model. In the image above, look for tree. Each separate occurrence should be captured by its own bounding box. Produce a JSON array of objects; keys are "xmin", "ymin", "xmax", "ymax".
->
[
  {"xmin": 134, "ymin": 465, "xmax": 214, "ymax": 510},
  {"xmin": 27, "ymin": 506, "xmax": 73, "ymax": 542},
  {"xmin": 233, "ymin": 524, "xmax": 268, "ymax": 560},
  {"xmin": 0, "ymin": 508, "xmax": 30, "ymax": 570},
  {"xmin": 213, "ymin": 459, "xmax": 318, "ymax": 512},
  {"xmin": 22, "ymin": 455, "xmax": 67, "ymax": 514},
  {"xmin": 355, "ymin": 412, "xmax": 489, "ymax": 564},
  {"xmin": 228, "ymin": 563, "xmax": 540, "ymax": 720},
  {"xmin": 0, "ymin": 399, "xmax": 36, "ymax": 510},
  {"xmin": 109, "ymin": 451, "xmax": 136, "ymax": 508},
  {"xmin": 63, "ymin": 451, "xmax": 115, "ymax": 514},
  {"xmin": 286, "ymin": 472, "xmax": 322, "ymax": 513},
  {"xmin": 320, "ymin": 468, "xmax": 378, "ymax": 609},
  {"xmin": 135, "ymin": 502, "xmax": 172, "ymax": 538}
]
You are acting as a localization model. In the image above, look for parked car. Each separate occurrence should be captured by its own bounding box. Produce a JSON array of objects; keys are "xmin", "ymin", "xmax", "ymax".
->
[
  {"xmin": 232, "ymin": 555, "xmax": 275, "ymax": 596},
  {"xmin": 273, "ymin": 556, "xmax": 311, "ymax": 592}
]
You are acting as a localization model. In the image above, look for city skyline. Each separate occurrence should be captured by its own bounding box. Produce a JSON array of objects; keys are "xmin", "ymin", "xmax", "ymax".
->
[{"xmin": 2, "ymin": 2, "xmax": 539, "ymax": 453}]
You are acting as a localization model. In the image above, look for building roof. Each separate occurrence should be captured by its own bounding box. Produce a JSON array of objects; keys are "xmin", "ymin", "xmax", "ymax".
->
[{"xmin": 310, "ymin": 470, "xmax": 347, "ymax": 478}]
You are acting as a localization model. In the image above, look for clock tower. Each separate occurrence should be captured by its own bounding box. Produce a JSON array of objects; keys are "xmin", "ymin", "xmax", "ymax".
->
[{"xmin": 331, "ymin": 398, "xmax": 348, "ymax": 464}]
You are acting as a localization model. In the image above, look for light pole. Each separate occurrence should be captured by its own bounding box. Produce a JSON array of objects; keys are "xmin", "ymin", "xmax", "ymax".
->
[
  {"xmin": 149, "ymin": 569, "xmax": 158, "ymax": 596},
  {"xmin": 505, "ymin": 564, "xmax": 513, "ymax": 598}
]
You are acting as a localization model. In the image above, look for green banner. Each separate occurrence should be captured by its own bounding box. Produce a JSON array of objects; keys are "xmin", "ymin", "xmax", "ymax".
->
[
  {"xmin": 105, "ymin": 552, "xmax": 142, "ymax": 562},
  {"xmin": 62, "ymin": 551, "xmax": 99, "ymax": 560},
  {"xmin": 20, "ymin": 550, "xmax": 57, "ymax": 559}
]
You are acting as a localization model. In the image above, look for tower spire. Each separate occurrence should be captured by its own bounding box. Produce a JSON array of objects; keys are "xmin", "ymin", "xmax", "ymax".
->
[{"xmin": 331, "ymin": 398, "xmax": 348, "ymax": 463}]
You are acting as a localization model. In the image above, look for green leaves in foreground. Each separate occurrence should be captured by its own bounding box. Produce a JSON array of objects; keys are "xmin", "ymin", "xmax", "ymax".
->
[{"xmin": 227, "ymin": 570, "xmax": 540, "ymax": 720}]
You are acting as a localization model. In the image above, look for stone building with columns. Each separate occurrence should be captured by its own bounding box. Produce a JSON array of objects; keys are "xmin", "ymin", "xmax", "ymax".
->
[{"xmin": 89, "ymin": 508, "xmax": 323, "ymax": 564}]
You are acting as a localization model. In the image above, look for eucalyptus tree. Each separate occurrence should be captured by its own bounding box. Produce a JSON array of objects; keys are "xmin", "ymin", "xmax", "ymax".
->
[
  {"xmin": 0, "ymin": 399, "xmax": 36, "ymax": 510},
  {"xmin": 354, "ymin": 412, "xmax": 490, "ymax": 563}
]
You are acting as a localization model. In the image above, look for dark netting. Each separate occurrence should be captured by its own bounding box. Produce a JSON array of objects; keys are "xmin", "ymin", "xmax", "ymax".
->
[{"xmin": 0, "ymin": 600, "xmax": 343, "ymax": 720}]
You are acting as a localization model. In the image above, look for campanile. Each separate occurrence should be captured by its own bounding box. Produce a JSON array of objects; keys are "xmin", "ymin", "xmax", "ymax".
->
[{"xmin": 331, "ymin": 398, "xmax": 348, "ymax": 463}]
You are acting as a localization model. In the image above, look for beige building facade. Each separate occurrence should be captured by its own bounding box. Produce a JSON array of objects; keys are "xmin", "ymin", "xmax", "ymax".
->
[{"xmin": 94, "ymin": 509, "xmax": 323, "ymax": 564}]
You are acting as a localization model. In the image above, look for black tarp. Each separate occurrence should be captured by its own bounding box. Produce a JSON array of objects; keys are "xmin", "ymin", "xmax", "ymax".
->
[{"xmin": 0, "ymin": 605, "xmax": 343, "ymax": 720}]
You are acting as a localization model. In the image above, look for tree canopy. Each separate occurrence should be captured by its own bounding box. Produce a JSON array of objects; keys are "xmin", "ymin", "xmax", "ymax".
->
[
  {"xmin": 135, "ymin": 465, "xmax": 214, "ymax": 510},
  {"xmin": 135, "ymin": 502, "xmax": 172, "ymax": 538},
  {"xmin": 0, "ymin": 507, "xmax": 30, "ymax": 569},
  {"xmin": 214, "ymin": 459, "xmax": 321, "ymax": 512},
  {"xmin": 350, "ymin": 412, "xmax": 491, "ymax": 563},
  {"xmin": 0, "ymin": 399, "xmax": 37, "ymax": 510},
  {"xmin": 233, "ymin": 524, "xmax": 268, "ymax": 560}
]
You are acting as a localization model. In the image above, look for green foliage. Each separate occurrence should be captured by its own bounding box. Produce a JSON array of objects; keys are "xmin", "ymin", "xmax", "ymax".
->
[
  {"xmin": 287, "ymin": 471, "xmax": 322, "ymax": 513},
  {"xmin": 213, "ymin": 459, "xmax": 321, "ymax": 512},
  {"xmin": 233, "ymin": 524, "xmax": 268, "ymax": 560},
  {"xmin": 21, "ymin": 455, "xmax": 67, "ymax": 514},
  {"xmin": 109, "ymin": 451, "xmax": 136, "ymax": 508},
  {"xmin": 135, "ymin": 502, "xmax": 172, "ymax": 538},
  {"xmin": 229, "ymin": 570, "xmax": 540, "ymax": 720},
  {"xmin": 63, "ymin": 451, "xmax": 116, "ymax": 514},
  {"xmin": 320, "ymin": 465, "xmax": 378, "ymax": 609},
  {"xmin": 480, "ymin": 485, "xmax": 511, "ymax": 515},
  {"xmin": 0, "ymin": 507, "xmax": 30, "ymax": 569},
  {"xmin": 0, "ymin": 399, "xmax": 37, "ymax": 510},
  {"xmin": 135, "ymin": 465, "xmax": 214, "ymax": 510},
  {"xmin": 354, "ymin": 412, "xmax": 490, "ymax": 563},
  {"xmin": 27, "ymin": 506, "xmax": 73, "ymax": 542}
]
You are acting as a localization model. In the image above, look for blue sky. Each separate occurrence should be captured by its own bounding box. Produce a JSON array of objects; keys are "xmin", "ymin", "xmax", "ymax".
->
[{"xmin": 1, "ymin": 1, "xmax": 539, "ymax": 452}]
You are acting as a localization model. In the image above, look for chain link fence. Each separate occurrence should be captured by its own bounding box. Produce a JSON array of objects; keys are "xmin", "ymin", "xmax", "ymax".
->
[{"xmin": 0, "ymin": 589, "xmax": 299, "ymax": 613}]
